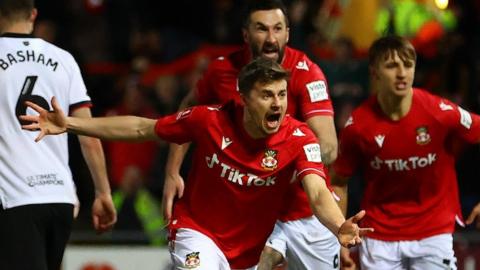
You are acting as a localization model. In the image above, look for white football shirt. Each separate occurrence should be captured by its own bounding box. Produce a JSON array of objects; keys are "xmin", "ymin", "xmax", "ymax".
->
[{"xmin": 0, "ymin": 33, "xmax": 90, "ymax": 209}]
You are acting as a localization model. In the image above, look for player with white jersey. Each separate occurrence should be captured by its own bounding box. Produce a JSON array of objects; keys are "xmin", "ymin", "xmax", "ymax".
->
[
  {"xmin": 21, "ymin": 58, "xmax": 372, "ymax": 269},
  {"xmin": 163, "ymin": 1, "xmax": 341, "ymax": 269},
  {"xmin": 0, "ymin": 1, "xmax": 116, "ymax": 269},
  {"xmin": 332, "ymin": 35, "xmax": 480, "ymax": 270}
]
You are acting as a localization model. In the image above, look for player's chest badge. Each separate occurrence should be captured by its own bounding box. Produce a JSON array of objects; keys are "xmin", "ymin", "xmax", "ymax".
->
[
  {"xmin": 416, "ymin": 126, "xmax": 431, "ymax": 145},
  {"xmin": 261, "ymin": 149, "xmax": 278, "ymax": 171},
  {"xmin": 185, "ymin": 251, "xmax": 200, "ymax": 268}
]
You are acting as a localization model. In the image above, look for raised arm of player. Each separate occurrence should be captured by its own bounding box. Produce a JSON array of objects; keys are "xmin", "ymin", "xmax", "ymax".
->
[
  {"xmin": 301, "ymin": 174, "xmax": 373, "ymax": 247},
  {"xmin": 20, "ymin": 97, "xmax": 158, "ymax": 141},
  {"xmin": 71, "ymin": 107, "xmax": 117, "ymax": 233}
]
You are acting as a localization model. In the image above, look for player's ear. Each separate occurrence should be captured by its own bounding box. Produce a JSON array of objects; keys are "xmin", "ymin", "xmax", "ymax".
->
[
  {"xmin": 286, "ymin": 27, "xmax": 290, "ymax": 43},
  {"xmin": 30, "ymin": 8, "xmax": 38, "ymax": 22},
  {"xmin": 369, "ymin": 66, "xmax": 379, "ymax": 80},
  {"xmin": 242, "ymin": 28, "xmax": 249, "ymax": 44},
  {"xmin": 240, "ymin": 93, "xmax": 247, "ymax": 105}
]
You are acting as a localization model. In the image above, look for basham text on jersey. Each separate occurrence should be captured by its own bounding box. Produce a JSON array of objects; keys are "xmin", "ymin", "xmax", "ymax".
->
[{"xmin": 0, "ymin": 50, "xmax": 58, "ymax": 71}]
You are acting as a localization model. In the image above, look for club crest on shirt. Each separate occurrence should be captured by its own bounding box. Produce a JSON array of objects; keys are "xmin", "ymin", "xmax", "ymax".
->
[
  {"xmin": 185, "ymin": 251, "xmax": 200, "ymax": 268},
  {"xmin": 262, "ymin": 149, "xmax": 278, "ymax": 171},
  {"xmin": 416, "ymin": 126, "xmax": 431, "ymax": 145}
]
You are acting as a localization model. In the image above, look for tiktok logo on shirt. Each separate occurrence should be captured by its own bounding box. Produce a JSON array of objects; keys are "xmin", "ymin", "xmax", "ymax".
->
[
  {"xmin": 205, "ymin": 153, "xmax": 277, "ymax": 187},
  {"xmin": 370, "ymin": 153, "xmax": 437, "ymax": 171}
]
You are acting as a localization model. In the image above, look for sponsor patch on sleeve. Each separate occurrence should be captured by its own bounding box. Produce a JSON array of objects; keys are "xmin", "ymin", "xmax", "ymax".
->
[
  {"xmin": 303, "ymin": 143, "xmax": 322, "ymax": 162},
  {"xmin": 458, "ymin": 106, "xmax": 472, "ymax": 129},
  {"xmin": 306, "ymin": 80, "xmax": 328, "ymax": 102}
]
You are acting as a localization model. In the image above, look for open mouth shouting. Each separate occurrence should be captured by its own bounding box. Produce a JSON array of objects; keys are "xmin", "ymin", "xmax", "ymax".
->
[
  {"xmin": 265, "ymin": 112, "xmax": 282, "ymax": 131},
  {"xmin": 262, "ymin": 43, "xmax": 279, "ymax": 60}
]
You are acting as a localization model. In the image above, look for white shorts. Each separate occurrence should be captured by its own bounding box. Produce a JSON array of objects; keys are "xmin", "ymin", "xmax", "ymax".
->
[
  {"xmin": 360, "ymin": 234, "xmax": 457, "ymax": 270},
  {"xmin": 266, "ymin": 216, "xmax": 340, "ymax": 270},
  {"xmin": 169, "ymin": 228, "xmax": 257, "ymax": 270}
]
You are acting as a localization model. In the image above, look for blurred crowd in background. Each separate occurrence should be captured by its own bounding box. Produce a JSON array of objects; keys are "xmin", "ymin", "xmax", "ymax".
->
[{"xmin": 31, "ymin": 0, "xmax": 480, "ymax": 246}]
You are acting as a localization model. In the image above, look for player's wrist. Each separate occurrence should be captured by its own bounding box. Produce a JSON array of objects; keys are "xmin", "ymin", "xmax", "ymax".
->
[
  {"xmin": 165, "ymin": 170, "xmax": 181, "ymax": 179},
  {"xmin": 95, "ymin": 190, "xmax": 112, "ymax": 198}
]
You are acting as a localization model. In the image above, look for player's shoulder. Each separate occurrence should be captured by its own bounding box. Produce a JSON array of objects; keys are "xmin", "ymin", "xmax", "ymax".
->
[
  {"xmin": 37, "ymin": 39, "xmax": 75, "ymax": 60},
  {"xmin": 343, "ymin": 96, "xmax": 378, "ymax": 131},
  {"xmin": 179, "ymin": 103, "xmax": 222, "ymax": 117},
  {"xmin": 413, "ymin": 88, "xmax": 458, "ymax": 116},
  {"xmin": 283, "ymin": 47, "xmax": 326, "ymax": 90},
  {"xmin": 207, "ymin": 49, "xmax": 244, "ymax": 72},
  {"xmin": 284, "ymin": 46, "xmax": 322, "ymax": 71},
  {"xmin": 183, "ymin": 102, "xmax": 237, "ymax": 120},
  {"xmin": 282, "ymin": 115, "xmax": 317, "ymax": 141},
  {"xmin": 414, "ymin": 88, "xmax": 443, "ymax": 104}
]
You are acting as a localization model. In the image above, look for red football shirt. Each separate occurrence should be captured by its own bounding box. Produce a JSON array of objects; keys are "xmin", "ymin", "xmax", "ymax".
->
[
  {"xmin": 334, "ymin": 88, "xmax": 480, "ymax": 241},
  {"xmin": 196, "ymin": 46, "xmax": 333, "ymax": 222},
  {"xmin": 155, "ymin": 102, "xmax": 325, "ymax": 268}
]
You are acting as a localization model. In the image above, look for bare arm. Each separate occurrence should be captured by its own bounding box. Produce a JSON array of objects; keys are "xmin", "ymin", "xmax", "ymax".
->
[
  {"xmin": 163, "ymin": 90, "xmax": 197, "ymax": 220},
  {"xmin": 302, "ymin": 174, "xmax": 345, "ymax": 232},
  {"xmin": 331, "ymin": 170, "xmax": 349, "ymax": 216},
  {"xmin": 67, "ymin": 115, "xmax": 158, "ymax": 141},
  {"xmin": 330, "ymin": 171, "xmax": 356, "ymax": 269},
  {"xmin": 257, "ymin": 246, "xmax": 284, "ymax": 270},
  {"xmin": 306, "ymin": 115, "xmax": 338, "ymax": 165},
  {"xmin": 21, "ymin": 97, "xmax": 158, "ymax": 142},
  {"xmin": 72, "ymin": 107, "xmax": 117, "ymax": 233},
  {"xmin": 466, "ymin": 202, "xmax": 480, "ymax": 229},
  {"xmin": 302, "ymin": 174, "xmax": 372, "ymax": 247}
]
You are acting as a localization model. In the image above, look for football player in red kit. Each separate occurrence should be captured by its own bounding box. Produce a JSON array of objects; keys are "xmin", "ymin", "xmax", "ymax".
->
[
  {"xmin": 22, "ymin": 58, "xmax": 372, "ymax": 269},
  {"xmin": 332, "ymin": 35, "xmax": 480, "ymax": 270},
  {"xmin": 163, "ymin": 1, "xmax": 341, "ymax": 268}
]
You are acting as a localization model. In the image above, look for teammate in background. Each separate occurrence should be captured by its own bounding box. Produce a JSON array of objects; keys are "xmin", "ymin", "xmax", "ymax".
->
[
  {"xmin": 22, "ymin": 58, "xmax": 372, "ymax": 269},
  {"xmin": 0, "ymin": 1, "xmax": 116, "ymax": 269},
  {"xmin": 332, "ymin": 35, "xmax": 480, "ymax": 269},
  {"xmin": 163, "ymin": 1, "xmax": 342, "ymax": 268}
]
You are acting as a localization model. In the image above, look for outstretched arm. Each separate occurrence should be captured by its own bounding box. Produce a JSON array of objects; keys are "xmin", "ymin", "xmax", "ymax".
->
[
  {"xmin": 302, "ymin": 174, "xmax": 373, "ymax": 247},
  {"xmin": 21, "ymin": 97, "xmax": 158, "ymax": 142},
  {"xmin": 73, "ymin": 107, "xmax": 117, "ymax": 233}
]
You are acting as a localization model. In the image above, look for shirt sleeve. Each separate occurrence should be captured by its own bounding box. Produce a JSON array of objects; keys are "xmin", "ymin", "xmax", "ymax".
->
[
  {"xmin": 295, "ymin": 130, "xmax": 327, "ymax": 180},
  {"xmin": 154, "ymin": 107, "xmax": 204, "ymax": 144},
  {"xmin": 333, "ymin": 121, "xmax": 362, "ymax": 177},
  {"xmin": 66, "ymin": 52, "xmax": 92, "ymax": 112},
  {"xmin": 293, "ymin": 61, "xmax": 334, "ymax": 120},
  {"xmin": 439, "ymin": 99, "xmax": 480, "ymax": 144}
]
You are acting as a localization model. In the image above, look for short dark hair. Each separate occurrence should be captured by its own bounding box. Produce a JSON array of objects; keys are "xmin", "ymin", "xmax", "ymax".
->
[
  {"xmin": 242, "ymin": 0, "xmax": 289, "ymax": 29},
  {"xmin": 368, "ymin": 35, "xmax": 416, "ymax": 68},
  {"xmin": 238, "ymin": 57, "xmax": 289, "ymax": 96},
  {"xmin": 0, "ymin": 0, "xmax": 34, "ymax": 21}
]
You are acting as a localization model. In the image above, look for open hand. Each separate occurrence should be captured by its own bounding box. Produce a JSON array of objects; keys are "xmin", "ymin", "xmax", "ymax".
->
[
  {"xmin": 338, "ymin": 210, "xmax": 373, "ymax": 248},
  {"xmin": 20, "ymin": 96, "xmax": 67, "ymax": 142}
]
